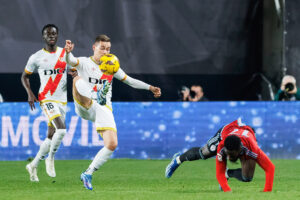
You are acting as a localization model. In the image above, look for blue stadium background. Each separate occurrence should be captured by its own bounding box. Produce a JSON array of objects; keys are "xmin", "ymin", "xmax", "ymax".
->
[{"xmin": 0, "ymin": 102, "xmax": 299, "ymax": 160}]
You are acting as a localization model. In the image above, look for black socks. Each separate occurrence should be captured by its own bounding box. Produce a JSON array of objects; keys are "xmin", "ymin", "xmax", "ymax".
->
[{"xmin": 179, "ymin": 147, "xmax": 201, "ymax": 163}]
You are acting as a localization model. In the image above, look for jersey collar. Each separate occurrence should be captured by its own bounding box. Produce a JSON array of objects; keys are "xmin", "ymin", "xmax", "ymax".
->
[
  {"xmin": 43, "ymin": 47, "xmax": 58, "ymax": 54},
  {"xmin": 90, "ymin": 56, "xmax": 100, "ymax": 65}
]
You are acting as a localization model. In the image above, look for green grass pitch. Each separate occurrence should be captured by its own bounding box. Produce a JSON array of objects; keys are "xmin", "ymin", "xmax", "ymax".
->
[{"xmin": 0, "ymin": 159, "xmax": 299, "ymax": 200}]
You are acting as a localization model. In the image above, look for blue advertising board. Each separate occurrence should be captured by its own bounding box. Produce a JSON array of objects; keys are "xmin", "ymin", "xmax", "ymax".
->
[{"xmin": 0, "ymin": 102, "xmax": 299, "ymax": 160}]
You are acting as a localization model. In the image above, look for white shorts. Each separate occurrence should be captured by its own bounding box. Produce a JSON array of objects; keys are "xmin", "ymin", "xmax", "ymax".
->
[
  {"xmin": 40, "ymin": 101, "xmax": 66, "ymax": 127},
  {"xmin": 74, "ymin": 98, "xmax": 117, "ymax": 133}
]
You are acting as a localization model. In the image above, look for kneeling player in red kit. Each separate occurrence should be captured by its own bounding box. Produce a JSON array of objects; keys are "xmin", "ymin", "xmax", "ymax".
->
[{"xmin": 165, "ymin": 118, "xmax": 275, "ymax": 192}]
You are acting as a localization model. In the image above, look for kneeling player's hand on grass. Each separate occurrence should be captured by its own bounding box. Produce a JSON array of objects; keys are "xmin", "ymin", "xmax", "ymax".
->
[{"xmin": 150, "ymin": 86, "xmax": 161, "ymax": 98}]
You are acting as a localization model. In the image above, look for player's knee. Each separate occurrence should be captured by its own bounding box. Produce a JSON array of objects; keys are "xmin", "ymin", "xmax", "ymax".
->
[
  {"xmin": 242, "ymin": 175, "xmax": 253, "ymax": 182},
  {"xmin": 56, "ymin": 123, "xmax": 66, "ymax": 129},
  {"xmin": 47, "ymin": 132, "xmax": 54, "ymax": 139},
  {"xmin": 47, "ymin": 126, "xmax": 55, "ymax": 139},
  {"xmin": 200, "ymin": 145, "xmax": 216, "ymax": 160},
  {"xmin": 106, "ymin": 140, "xmax": 118, "ymax": 151}
]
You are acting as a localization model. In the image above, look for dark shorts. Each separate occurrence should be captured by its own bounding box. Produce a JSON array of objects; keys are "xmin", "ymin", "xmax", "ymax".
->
[{"xmin": 206, "ymin": 127, "xmax": 222, "ymax": 154}]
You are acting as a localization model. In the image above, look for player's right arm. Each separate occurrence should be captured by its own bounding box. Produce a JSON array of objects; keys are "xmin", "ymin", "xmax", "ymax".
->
[
  {"xmin": 21, "ymin": 59, "xmax": 38, "ymax": 110},
  {"xmin": 65, "ymin": 40, "xmax": 79, "ymax": 67},
  {"xmin": 256, "ymin": 149, "xmax": 275, "ymax": 192},
  {"xmin": 216, "ymin": 153, "xmax": 231, "ymax": 192}
]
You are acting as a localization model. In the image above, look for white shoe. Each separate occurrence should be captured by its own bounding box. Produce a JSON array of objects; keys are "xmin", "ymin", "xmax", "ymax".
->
[
  {"xmin": 26, "ymin": 164, "xmax": 39, "ymax": 182},
  {"xmin": 45, "ymin": 157, "xmax": 56, "ymax": 177}
]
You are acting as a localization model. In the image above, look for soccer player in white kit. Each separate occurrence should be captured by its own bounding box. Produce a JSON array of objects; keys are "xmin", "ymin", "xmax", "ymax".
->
[
  {"xmin": 64, "ymin": 35, "xmax": 161, "ymax": 190},
  {"xmin": 21, "ymin": 24, "xmax": 72, "ymax": 182}
]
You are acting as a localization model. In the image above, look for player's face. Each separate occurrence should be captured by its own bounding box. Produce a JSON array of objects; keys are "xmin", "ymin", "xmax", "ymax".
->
[
  {"xmin": 93, "ymin": 41, "xmax": 111, "ymax": 58},
  {"xmin": 43, "ymin": 27, "xmax": 58, "ymax": 46},
  {"xmin": 225, "ymin": 149, "xmax": 240, "ymax": 163}
]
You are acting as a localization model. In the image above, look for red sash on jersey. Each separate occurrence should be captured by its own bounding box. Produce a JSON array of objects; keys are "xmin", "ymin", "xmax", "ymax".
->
[{"xmin": 38, "ymin": 49, "xmax": 67, "ymax": 101}]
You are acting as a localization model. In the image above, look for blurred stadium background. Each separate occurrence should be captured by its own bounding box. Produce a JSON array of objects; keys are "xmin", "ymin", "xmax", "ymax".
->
[{"xmin": 1, "ymin": 0, "xmax": 300, "ymax": 199}]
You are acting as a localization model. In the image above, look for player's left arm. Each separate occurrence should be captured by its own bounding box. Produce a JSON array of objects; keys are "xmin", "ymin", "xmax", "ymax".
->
[
  {"xmin": 256, "ymin": 149, "xmax": 275, "ymax": 192},
  {"xmin": 65, "ymin": 40, "xmax": 79, "ymax": 67},
  {"xmin": 216, "ymin": 156, "xmax": 231, "ymax": 192},
  {"xmin": 114, "ymin": 68, "xmax": 161, "ymax": 98}
]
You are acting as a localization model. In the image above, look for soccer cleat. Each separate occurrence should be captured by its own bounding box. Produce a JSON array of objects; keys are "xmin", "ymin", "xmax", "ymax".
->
[
  {"xmin": 26, "ymin": 164, "xmax": 39, "ymax": 182},
  {"xmin": 165, "ymin": 152, "xmax": 181, "ymax": 178},
  {"xmin": 97, "ymin": 81, "xmax": 111, "ymax": 105},
  {"xmin": 45, "ymin": 157, "xmax": 56, "ymax": 177},
  {"xmin": 80, "ymin": 173, "xmax": 93, "ymax": 190}
]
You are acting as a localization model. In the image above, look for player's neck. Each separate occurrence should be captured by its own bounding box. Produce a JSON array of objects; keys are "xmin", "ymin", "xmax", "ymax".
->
[
  {"xmin": 44, "ymin": 45, "xmax": 57, "ymax": 53},
  {"xmin": 91, "ymin": 56, "xmax": 101, "ymax": 65}
]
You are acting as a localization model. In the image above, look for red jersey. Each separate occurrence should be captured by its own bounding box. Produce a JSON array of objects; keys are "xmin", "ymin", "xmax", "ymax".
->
[{"xmin": 216, "ymin": 118, "xmax": 275, "ymax": 192}]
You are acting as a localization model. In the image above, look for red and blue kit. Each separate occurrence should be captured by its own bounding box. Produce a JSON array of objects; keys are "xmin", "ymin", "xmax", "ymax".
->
[{"xmin": 216, "ymin": 119, "xmax": 275, "ymax": 192}]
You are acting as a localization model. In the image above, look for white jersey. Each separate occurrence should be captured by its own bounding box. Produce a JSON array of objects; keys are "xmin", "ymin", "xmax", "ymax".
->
[
  {"xmin": 75, "ymin": 56, "xmax": 127, "ymax": 108},
  {"xmin": 24, "ymin": 47, "xmax": 69, "ymax": 103}
]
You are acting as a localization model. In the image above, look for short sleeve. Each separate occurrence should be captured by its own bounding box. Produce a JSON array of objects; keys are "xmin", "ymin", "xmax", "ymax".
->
[
  {"xmin": 24, "ymin": 54, "xmax": 37, "ymax": 74},
  {"xmin": 76, "ymin": 57, "xmax": 86, "ymax": 71},
  {"xmin": 67, "ymin": 64, "xmax": 77, "ymax": 71}
]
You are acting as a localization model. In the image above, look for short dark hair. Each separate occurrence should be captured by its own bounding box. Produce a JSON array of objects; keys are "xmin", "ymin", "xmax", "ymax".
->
[
  {"xmin": 42, "ymin": 24, "xmax": 58, "ymax": 35},
  {"xmin": 95, "ymin": 34, "xmax": 110, "ymax": 43},
  {"xmin": 224, "ymin": 135, "xmax": 241, "ymax": 151}
]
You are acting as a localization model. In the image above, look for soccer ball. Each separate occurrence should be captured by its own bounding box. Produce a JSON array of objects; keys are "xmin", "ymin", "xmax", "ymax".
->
[{"xmin": 99, "ymin": 54, "xmax": 120, "ymax": 75}]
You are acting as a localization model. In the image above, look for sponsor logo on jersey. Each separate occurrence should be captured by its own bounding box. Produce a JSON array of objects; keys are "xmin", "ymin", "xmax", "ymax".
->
[
  {"xmin": 89, "ymin": 77, "xmax": 106, "ymax": 84},
  {"xmin": 38, "ymin": 49, "xmax": 66, "ymax": 101},
  {"xmin": 44, "ymin": 69, "xmax": 66, "ymax": 75},
  {"xmin": 88, "ymin": 73, "xmax": 114, "ymax": 84}
]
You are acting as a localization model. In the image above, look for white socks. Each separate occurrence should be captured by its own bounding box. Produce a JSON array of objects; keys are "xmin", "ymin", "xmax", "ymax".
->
[
  {"xmin": 31, "ymin": 138, "xmax": 51, "ymax": 168},
  {"xmin": 176, "ymin": 156, "xmax": 181, "ymax": 164},
  {"xmin": 85, "ymin": 146, "xmax": 114, "ymax": 175},
  {"xmin": 48, "ymin": 129, "xmax": 66, "ymax": 159}
]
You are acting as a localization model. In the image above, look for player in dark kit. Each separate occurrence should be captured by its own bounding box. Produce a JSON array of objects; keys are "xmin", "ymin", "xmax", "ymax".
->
[{"xmin": 165, "ymin": 118, "xmax": 275, "ymax": 192}]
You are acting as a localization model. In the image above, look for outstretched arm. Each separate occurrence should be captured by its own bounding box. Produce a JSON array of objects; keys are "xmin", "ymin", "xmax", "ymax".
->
[
  {"xmin": 256, "ymin": 149, "xmax": 275, "ymax": 192},
  {"xmin": 21, "ymin": 71, "xmax": 38, "ymax": 110},
  {"xmin": 114, "ymin": 68, "xmax": 161, "ymax": 98}
]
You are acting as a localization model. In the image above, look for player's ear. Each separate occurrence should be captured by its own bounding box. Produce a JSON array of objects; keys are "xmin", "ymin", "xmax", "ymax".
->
[
  {"xmin": 92, "ymin": 44, "xmax": 96, "ymax": 51},
  {"xmin": 42, "ymin": 33, "xmax": 47, "ymax": 41}
]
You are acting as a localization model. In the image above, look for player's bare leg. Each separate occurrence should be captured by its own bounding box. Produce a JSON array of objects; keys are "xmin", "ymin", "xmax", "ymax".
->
[
  {"xmin": 47, "ymin": 125, "xmax": 56, "ymax": 139},
  {"xmin": 87, "ymin": 130, "xmax": 117, "ymax": 173},
  {"xmin": 26, "ymin": 125, "xmax": 55, "ymax": 182},
  {"xmin": 45, "ymin": 116, "xmax": 66, "ymax": 177},
  {"xmin": 81, "ymin": 129, "xmax": 117, "ymax": 190},
  {"xmin": 226, "ymin": 157, "xmax": 256, "ymax": 182}
]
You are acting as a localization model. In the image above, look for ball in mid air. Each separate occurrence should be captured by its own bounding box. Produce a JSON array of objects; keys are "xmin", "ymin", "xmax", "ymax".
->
[{"xmin": 99, "ymin": 54, "xmax": 120, "ymax": 75}]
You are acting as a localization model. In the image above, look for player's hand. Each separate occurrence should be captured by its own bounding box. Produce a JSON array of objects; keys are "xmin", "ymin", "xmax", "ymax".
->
[
  {"xmin": 150, "ymin": 86, "xmax": 161, "ymax": 98},
  {"xmin": 68, "ymin": 70, "xmax": 78, "ymax": 78},
  {"xmin": 65, "ymin": 40, "xmax": 74, "ymax": 53},
  {"xmin": 182, "ymin": 88, "xmax": 190, "ymax": 101},
  {"xmin": 28, "ymin": 92, "xmax": 38, "ymax": 111}
]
